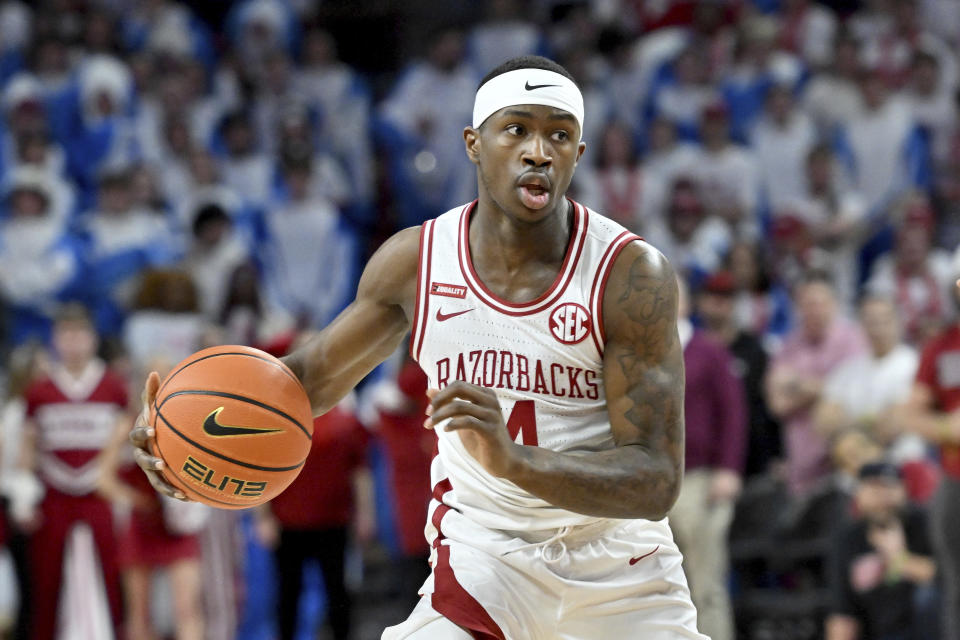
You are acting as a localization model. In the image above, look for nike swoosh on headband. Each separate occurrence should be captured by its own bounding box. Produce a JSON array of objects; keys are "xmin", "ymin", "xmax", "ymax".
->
[{"xmin": 525, "ymin": 81, "xmax": 561, "ymax": 91}]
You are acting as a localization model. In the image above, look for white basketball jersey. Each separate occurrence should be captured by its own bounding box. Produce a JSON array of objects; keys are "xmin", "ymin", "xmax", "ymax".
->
[{"xmin": 411, "ymin": 200, "xmax": 643, "ymax": 531}]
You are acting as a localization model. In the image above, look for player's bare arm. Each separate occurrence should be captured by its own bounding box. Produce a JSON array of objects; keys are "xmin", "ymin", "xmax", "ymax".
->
[
  {"xmin": 429, "ymin": 242, "xmax": 684, "ymax": 520},
  {"xmin": 130, "ymin": 226, "xmax": 421, "ymax": 498}
]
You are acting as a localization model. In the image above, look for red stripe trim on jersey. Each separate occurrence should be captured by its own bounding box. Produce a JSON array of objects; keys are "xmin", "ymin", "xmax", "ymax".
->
[
  {"xmin": 432, "ymin": 544, "xmax": 506, "ymax": 640},
  {"xmin": 428, "ymin": 477, "xmax": 506, "ymax": 640},
  {"xmin": 410, "ymin": 220, "xmax": 435, "ymax": 361},
  {"xmin": 458, "ymin": 200, "xmax": 589, "ymax": 317},
  {"xmin": 589, "ymin": 232, "xmax": 642, "ymax": 353}
]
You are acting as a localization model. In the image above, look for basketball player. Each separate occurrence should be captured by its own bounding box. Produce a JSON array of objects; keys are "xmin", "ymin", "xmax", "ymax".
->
[{"xmin": 131, "ymin": 55, "xmax": 705, "ymax": 639}]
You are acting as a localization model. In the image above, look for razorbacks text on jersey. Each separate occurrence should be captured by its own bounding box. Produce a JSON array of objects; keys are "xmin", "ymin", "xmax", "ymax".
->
[{"xmin": 411, "ymin": 199, "xmax": 647, "ymax": 532}]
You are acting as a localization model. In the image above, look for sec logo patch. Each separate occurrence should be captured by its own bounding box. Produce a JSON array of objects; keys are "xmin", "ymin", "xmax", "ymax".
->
[{"xmin": 549, "ymin": 303, "xmax": 590, "ymax": 344}]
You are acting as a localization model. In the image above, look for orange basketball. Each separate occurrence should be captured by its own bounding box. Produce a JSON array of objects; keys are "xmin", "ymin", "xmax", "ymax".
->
[{"xmin": 149, "ymin": 345, "xmax": 314, "ymax": 509}]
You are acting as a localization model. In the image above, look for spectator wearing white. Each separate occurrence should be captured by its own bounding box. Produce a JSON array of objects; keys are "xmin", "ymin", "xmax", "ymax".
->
[
  {"xmin": 180, "ymin": 200, "xmax": 251, "ymax": 322},
  {"xmin": 776, "ymin": 0, "xmax": 838, "ymax": 68},
  {"xmin": 814, "ymin": 294, "xmax": 925, "ymax": 463},
  {"xmin": 573, "ymin": 120, "xmax": 653, "ymax": 231},
  {"xmin": 689, "ymin": 101, "xmax": 760, "ymax": 238},
  {"xmin": 644, "ymin": 176, "xmax": 732, "ymax": 282},
  {"xmin": 596, "ymin": 27, "xmax": 649, "ymax": 142},
  {"xmin": 720, "ymin": 15, "xmax": 804, "ymax": 142},
  {"xmin": 865, "ymin": 194, "xmax": 955, "ymax": 347},
  {"xmin": 639, "ymin": 117, "xmax": 698, "ymax": 222},
  {"xmin": 250, "ymin": 50, "xmax": 311, "ymax": 157},
  {"xmin": 778, "ymin": 144, "xmax": 869, "ymax": 308},
  {"xmin": 467, "ymin": 0, "xmax": 547, "ymax": 75},
  {"xmin": 379, "ymin": 27, "xmax": 479, "ymax": 214},
  {"xmin": 0, "ymin": 168, "xmax": 80, "ymax": 344},
  {"xmin": 273, "ymin": 107, "xmax": 353, "ymax": 209},
  {"xmin": 835, "ymin": 65, "xmax": 923, "ymax": 214},
  {"xmin": 859, "ymin": 0, "xmax": 957, "ymax": 92},
  {"xmin": 31, "ymin": 36, "xmax": 72, "ymax": 96},
  {"xmin": 80, "ymin": 168, "xmax": 178, "ymax": 335},
  {"xmin": 750, "ymin": 83, "xmax": 817, "ymax": 212},
  {"xmin": 904, "ymin": 49, "xmax": 957, "ymax": 167},
  {"xmin": 218, "ymin": 110, "xmax": 273, "ymax": 210},
  {"xmin": 294, "ymin": 28, "xmax": 374, "ymax": 206},
  {"xmin": 801, "ymin": 32, "xmax": 864, "ymax": 135},
  {"xmin": 651, "ymin": 46, "xmax": 719, "ymax": 140},
  {"xmin": 73, "ymin": 56, "xmax": 139, "ymax": 176},
  {"xmin": 259, "ymin": 153, "xmax": 356, "ymax": 330}
]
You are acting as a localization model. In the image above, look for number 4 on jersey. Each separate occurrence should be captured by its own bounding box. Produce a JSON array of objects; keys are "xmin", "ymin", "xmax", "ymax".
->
[{"xmin": 506, "ymin": 400, "xmax": 538, "ymax": 446}]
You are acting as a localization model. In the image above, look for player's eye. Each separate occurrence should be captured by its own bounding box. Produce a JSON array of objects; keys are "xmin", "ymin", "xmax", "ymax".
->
[
  {"xmin": 552, "ymin": 130, "xmax": 570, "ymax": 142},
  {"xmin": 506, "ymin": 124, "xmax": 524, "ymax": 136}
]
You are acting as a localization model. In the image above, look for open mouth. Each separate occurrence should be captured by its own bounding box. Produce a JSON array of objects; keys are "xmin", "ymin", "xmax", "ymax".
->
[{"xmin": 517, "ymin": 174, "xmax": 551, "ymax": 210}]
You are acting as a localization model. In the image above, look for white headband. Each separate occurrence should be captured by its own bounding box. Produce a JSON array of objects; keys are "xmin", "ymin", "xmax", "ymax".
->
[{"xmin": 473, "ymin": 68, "xmax": 584, "ymax": 137}]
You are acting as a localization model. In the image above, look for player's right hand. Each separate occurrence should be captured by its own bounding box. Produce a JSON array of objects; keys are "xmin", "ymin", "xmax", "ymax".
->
[{"xmin": 129, "ymin": 371, "xmax": 188, "ymax": 501}]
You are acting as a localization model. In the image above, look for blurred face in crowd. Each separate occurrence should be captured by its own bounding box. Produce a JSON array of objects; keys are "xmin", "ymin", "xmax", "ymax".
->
[
  {"xmin": 765, "ymin": 85, "xmax": 793, "ymax": 124},
  {"xmin": 729, "ymin": 243, "xmax": 760, "ymax": 291},
  {"xmin": 35, "ymin": 38, "xmax": 70, "ymax": 80},
  {"xmin": 599, "ymin": 122, "xmax": 634, "ymax": 168},
  {"xmin": 833, "ymin": 37, "xmax": 861, "ymax": 78},
  {"xmin": 895, "ymin": 224, "xmax": 931, "ymax": 271},
  {"xmin": 667, "ymin": 182, "xmax": 704, "ymax": 241},
  {"xmin": 53, "ymin": 318, "xmax": 98, "ymax": 370},
  {"xmin": 859, "ymin": 70, "xmax": 888, "ymax": 110},
  {"xmin": 164, "ymin": 117, "xmax": 191, "ymax": 156},
  {"xmin": 648, "ymin": 118, "xmax": 677, "ymax": 153},
  {"xmin": 224, "ymin": 119, "xmax": 255, "ymax": 156},
  {"xmin": 856, "ymin": 476, "xmax": 906, "ymax": 522},
  {"xmin": 805, "ymin": 147, "xmax": 834, "ymax": 193},
  {"xmin": 795, "ymin": 280, "xmax": 837, "ymax": 343},
  {"xmin": 429, "ymin": 30, "xmax": 464, "ymax": 72},
  {"xmin": 17, "ymin": 133, "xmax": 49, "ymax": 166},
  {"xmin": 284, "ymin": 166, "xmax": 311, "ymax": 201},
  {"xmin": 675, "ymin": 49, "xmax": 709, "ymax": 85},
  {"xmin": 98, "ymin": 180, "xmax": 132, "ymax": 215},
  {"xmin": 9, "ymin": 189, "xmax": 48, "ymax": 217},
  {"xmin": 697, "ymin": 290, "xmax": 735, "ymax": 331},
  {"xmin": 8, "ymin": 99, "xmax": 45, "ymax": 136},
  {"xmin": 701, "ymin": 111, "xmax": 729, "ymax": 148},
  {"xmin": 188, "ymin": 148, "xmax": 219, "ymax": 185},
  {"xmin": 860, "ymin": 297, "xmax": 901, "ymax": 357},
  {"xmin": 832, "ymin": 430, "xmax": 883, "ymax": 477},
  {"xmin": 304, "ymin": 29, "xmax": 336, "ymax": 67},
  {"xmin": 910, "ymin": 55, "xmax": 940, "ymax": 96}
]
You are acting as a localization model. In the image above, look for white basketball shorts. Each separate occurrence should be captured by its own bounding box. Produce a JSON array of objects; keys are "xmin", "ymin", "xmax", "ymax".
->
[{"xmin": 382, "ymin": 508, "xmax": 708, "ymax": 640}]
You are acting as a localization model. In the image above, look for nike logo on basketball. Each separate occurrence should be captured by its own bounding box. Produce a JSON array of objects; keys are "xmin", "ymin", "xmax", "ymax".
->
[
  {"xmin": 525, "ymin": 81, "xmax": 560, "ymax": 91},
  {"xmin": 628, "ymin": 545, "xmax": 659, "ymax": 566},
  {"xmin": 436, "ymin": 308, "xmax": 474, "ymax": 322},
  {"xmin": 202, "ymin": 407, "xmax": 283, "ymax": 437}
]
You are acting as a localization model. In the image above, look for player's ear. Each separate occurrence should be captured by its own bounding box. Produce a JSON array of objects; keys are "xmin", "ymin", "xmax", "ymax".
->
[
  {"xmin": 464, "ymin": 126, "xmax": 481, "ymax": 165},
  {"xmin": 575, "ymin": 140, "xmax": 586, "ymax": 167}
]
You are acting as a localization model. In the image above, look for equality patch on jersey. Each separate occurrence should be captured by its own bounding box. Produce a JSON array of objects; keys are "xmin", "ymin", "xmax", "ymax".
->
[
  {"xmin": 431, "ymin": 282, "xmax": 468, "ymax": 299},
  {"xmin": 549, "ymin": 303, "xmax": 591, "ymax": 345}
]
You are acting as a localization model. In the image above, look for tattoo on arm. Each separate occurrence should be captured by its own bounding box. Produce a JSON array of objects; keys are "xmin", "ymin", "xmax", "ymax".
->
[{"xmin": 608, "ymin": 252, "xmax": 685, "ymax": 504}]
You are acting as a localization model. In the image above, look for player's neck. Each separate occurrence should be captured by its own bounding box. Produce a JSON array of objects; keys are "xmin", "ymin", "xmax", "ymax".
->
[{"xmin": 471, "ymin": 196, "xmax": 573, "ymax": 270}]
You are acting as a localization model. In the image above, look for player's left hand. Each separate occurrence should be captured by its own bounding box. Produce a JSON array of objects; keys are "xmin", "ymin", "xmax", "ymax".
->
[{"xmin": 425, "ymin": 382, "xmax": 521, "ymax": 478}]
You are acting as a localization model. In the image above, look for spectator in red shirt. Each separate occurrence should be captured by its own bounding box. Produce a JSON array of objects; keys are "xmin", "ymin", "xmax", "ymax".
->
[
  {"xmin": 15, "ymin": 304, "xmax": 132, "ymax": 640},
  {"xmin": 902, "ymin": 280, "xmax": 960, "ymax": 640},
  {"xmin": 370, "ymin": 357, "xmax": 434, "ymax": 608},
  {"xmin": 254, "ymin": 399, "xmax": 373, "ymax": 640},
  {"xmin": 669, "ymin": 277, "xmax": 747, "ymax": 640}
]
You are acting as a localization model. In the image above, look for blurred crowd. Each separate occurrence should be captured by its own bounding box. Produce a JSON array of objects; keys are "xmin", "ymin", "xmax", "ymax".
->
[{"xmin": 0, "ymin": 0, "xmax": 959, "ymax": 639}]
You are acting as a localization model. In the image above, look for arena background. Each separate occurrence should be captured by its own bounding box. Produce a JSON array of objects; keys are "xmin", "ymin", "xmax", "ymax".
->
[{"xmin": 0, "ymin": 0, "xmax": 957, "ymax": 639}]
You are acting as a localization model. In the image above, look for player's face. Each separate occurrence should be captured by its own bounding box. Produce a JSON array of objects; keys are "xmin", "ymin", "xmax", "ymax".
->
[{"xmin": 466, "ymin": 104, "xmax": 586, "ymax": 223}]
